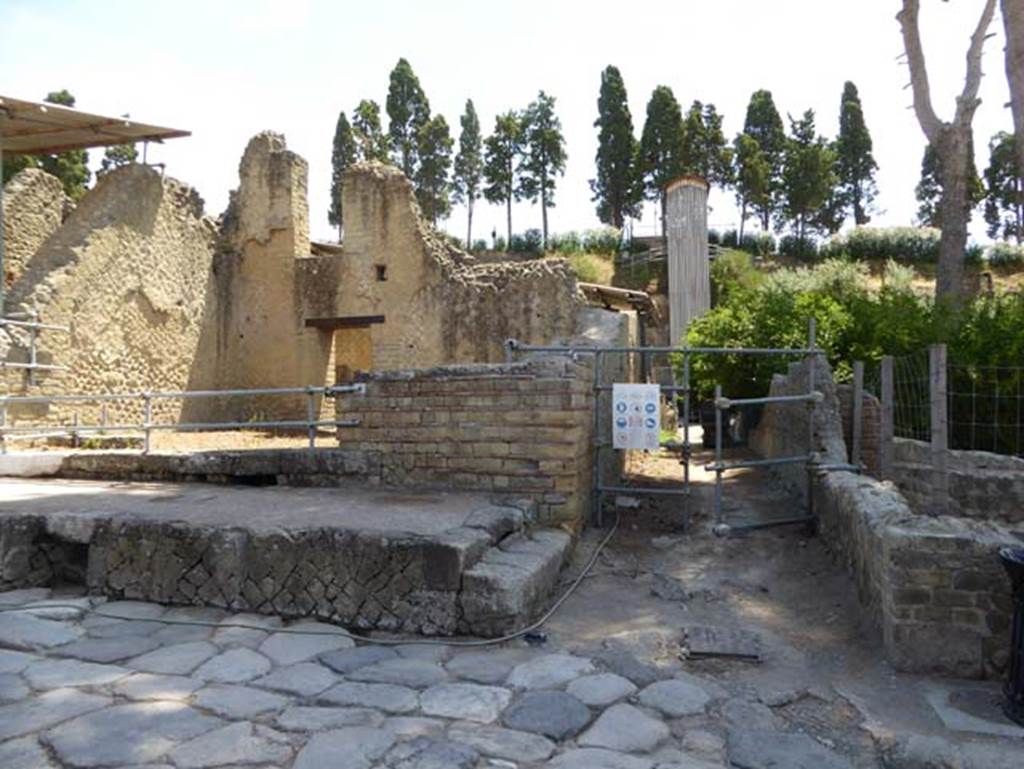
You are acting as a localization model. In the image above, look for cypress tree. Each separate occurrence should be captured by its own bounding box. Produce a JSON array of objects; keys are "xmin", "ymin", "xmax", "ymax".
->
[
  {"xmin": 328, "ymin": 111, "xmax": 357, "ymax": 238},
  {"xmin": 835, "ymin": 81, "xmax": 879, "ymax": 226},
  {"xmin": 639, "ymin": 85, "xmax": 685, "ymax": 235},
  {"xmin": 414, "ymin": 114, "xmax": 454, "ymax": 226},
  {"xmin": 453, "ymin": 99, "xmax": 484, "ymax": 248},
  {"xmin": 590, "ymin": 65, "xmax": 641, "ymax": 229},
  {"xmin": 483, "ymin": 111, "xmax": 524, "ymax": 248},
  {"xmin": 386, "ymin": 58, "xmax": 430, "ymax": 179},
  {"xmin": 352, "ymin": 100, "xmax": 389, "ymax": 162},
  {"xmin": 742, "ymin": 90, "xmax": 786, "ymax": 230},
  {"xmin": 519, "ymin": 91, "xmax": 567, "ymax": 250}
]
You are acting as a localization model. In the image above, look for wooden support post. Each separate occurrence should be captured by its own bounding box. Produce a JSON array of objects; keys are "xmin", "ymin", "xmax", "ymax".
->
[
  {"xmin": 880, "ymin": 355, "xmax": 894, "ymax": 479},
  {"xmin": 929, "ymin": 344, "xmax": 949, "ymax": 515},
  {"xmin": 852, "ymin": 361, "xmax": 864, "ymax": 468}
]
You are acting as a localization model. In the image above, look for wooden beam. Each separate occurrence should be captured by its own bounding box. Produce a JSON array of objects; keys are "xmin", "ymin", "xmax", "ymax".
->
[{"xmin": 304, "ymin": 315, "xmax": 385, "ymax": 330}]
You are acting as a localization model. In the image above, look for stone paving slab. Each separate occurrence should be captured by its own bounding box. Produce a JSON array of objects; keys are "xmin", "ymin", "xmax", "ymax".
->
[{"xmin": 1, "ymin": 587, "xmax": 1022, "ymax": 769}]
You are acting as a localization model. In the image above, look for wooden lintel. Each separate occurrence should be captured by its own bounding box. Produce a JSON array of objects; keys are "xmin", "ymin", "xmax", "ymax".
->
[{"xmin": 304, "ymin": 315, "xmax": 385, "ymax": 330}]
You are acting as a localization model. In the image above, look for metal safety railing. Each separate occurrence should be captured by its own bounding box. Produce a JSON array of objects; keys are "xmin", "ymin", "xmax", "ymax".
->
[
  {"xmin": 0, "ymin": 312, "xmax": 71, "ymax": 384},
  {"xmin": 506, "ymin": 318, "xmax": 832, "ymax": 535},
  {"xmin": 0, "ymin": 384, "xmax": 365, "ymax": 454}
]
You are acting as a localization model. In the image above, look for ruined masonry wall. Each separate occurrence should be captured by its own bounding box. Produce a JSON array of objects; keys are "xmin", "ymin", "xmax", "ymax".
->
[
  {"xmin": 816, "ymin": 470, "xmax": 1016, "ymax": 679},
  {"xmin": 891, "ymin": 438, "xmax": 1024, "ymax": 525},
  {"xmin": 1, "ymin": 169, "xmax": 67, "ymax": 290},
  {"xmin": 1, "ymin": 165, "xmax": 217, "ymax": 424},
  {"xmin": 336, "ymin": 357, "xmax": 594, "ymax": 530}
]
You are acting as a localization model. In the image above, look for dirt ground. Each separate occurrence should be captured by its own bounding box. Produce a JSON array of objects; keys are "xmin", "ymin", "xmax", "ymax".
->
[{"xmin": 544, "ymin": 440, "xmax": 1024, "ymax": 766}]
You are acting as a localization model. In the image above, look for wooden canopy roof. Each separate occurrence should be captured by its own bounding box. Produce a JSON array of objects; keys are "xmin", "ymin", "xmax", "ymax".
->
[{"xmin": 0, "ymin": 95, "xmax": 190, "ymax": 154}]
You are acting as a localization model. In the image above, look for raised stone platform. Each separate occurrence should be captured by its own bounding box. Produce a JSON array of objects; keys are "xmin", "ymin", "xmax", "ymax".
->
[{"xmin": 0, "ymin": 478, "xmax": 572, "ymax": 637}]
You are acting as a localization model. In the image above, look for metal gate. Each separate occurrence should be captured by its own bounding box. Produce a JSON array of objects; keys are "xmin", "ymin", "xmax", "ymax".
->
[{"xmin": 506, "ymin": 319, "xmax": 854, "ymax": 535}]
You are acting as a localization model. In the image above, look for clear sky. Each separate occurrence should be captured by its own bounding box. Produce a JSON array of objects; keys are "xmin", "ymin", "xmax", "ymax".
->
[{"xmin": 0, "ymin": 0, "xmax": 1013, "ymax": 245}]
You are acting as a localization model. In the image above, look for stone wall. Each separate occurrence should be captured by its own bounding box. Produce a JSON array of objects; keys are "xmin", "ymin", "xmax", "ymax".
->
[
  {"xmin": 1, "ymin": 165, "xmax": 217, "ymax": 425},
  {"xmin": 754, "ymin": 358, "xmax": 1018, "ymax": 678},
  {"xmin": 336, "ymin": 356, "xmax": 594, "ymax": 530},
  {"xmin": 891, "ymin": 438, "xmax": 1024, "ymax": 525},
  {"xmin": 816, "ymin": 470, "xmax": 1017, "ymax": 678},
  {"xmin": 1, "ymin": 169, "xmax": 67, "ymax": 290},
  {"xmin": 748, "ymin": 355, "xmax": 847, "ymax": 495}
]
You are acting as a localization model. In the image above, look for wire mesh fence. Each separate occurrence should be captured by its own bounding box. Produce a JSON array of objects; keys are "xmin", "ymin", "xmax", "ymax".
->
[{"xmin": 867, "ymin": 346, "xmax": 1024, "ymax": 458}]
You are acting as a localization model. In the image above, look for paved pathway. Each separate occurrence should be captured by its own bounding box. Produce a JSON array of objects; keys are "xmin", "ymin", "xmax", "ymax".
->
[{"xmin": 0, "ymin": 587, "xmax": 849, "ymax": 769}]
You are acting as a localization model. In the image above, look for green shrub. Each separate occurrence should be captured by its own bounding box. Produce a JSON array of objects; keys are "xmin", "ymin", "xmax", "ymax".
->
[
  {"xmin": 549, "ymin": 231, "xmax": 583, "ymax": 255},
  {"xmin": 822, "ymin": 226, "xmax": 984, "ymax": 264},
  {"xmin": 581, "ymin": 227, "xmax": 621, "ymax": 256},
  {"xmin": 510, "ymin": 229, "xmax": 543, "ymax": 254},
  {"xmin": 708, "ymin": 229, "xmax": 721, "ymax": 245},
  {"xmin": 471, "ymin": 239, "xmax": 489, "ymax": 252},
  {"xmin": 568, "ymin": 253, "xmax": 612, "ymax": 284},
  {"xmin": 986, "ymin": 241, "xmax": 1024, "ymax": 266},
  {"xmin": 778, "ymin": 234, "xmax": 820, "ymax": 260}
]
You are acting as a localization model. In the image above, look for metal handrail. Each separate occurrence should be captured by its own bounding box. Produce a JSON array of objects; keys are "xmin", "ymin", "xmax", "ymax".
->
[
  {"xmin": 1, "ymin": 314, "xmax": 71, "ymax": 384},
  {"xmin": 0, "ymin": 383, "xmax": 365, "ymax": 453}
]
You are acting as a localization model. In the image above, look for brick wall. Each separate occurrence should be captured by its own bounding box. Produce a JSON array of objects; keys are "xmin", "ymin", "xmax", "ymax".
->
[
  {"xmin": 836, "ymin": 385, "xmax": 882, "ymax": 477},
  {"xmin": 335, "ymin": 357, "xmax": 594, "ymax": 530}
]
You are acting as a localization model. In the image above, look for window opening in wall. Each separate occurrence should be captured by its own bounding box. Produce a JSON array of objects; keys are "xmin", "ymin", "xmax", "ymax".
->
[{"xmin": 375, "ymin": 265, "xmax": 388, "ymax": 282}]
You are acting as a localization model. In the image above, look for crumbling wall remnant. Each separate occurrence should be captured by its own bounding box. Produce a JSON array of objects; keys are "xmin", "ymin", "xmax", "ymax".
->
[{"xmin": 1, "ymin": 169, "xmax": 67, "ymax": 290}]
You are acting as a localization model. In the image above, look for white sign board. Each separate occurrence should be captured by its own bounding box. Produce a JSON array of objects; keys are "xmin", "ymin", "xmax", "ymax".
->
[{"xmin": 611, "ymin": 383, "xmax": 661, "ymax": 450}]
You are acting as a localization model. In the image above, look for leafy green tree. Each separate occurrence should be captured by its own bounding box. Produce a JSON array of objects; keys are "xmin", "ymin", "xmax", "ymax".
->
[
  {"xmin": 781, "ymin": 110, "xmax": 837, "ymax": 245},
  {"xmin": 590, "ymin": 65, "xmax": 641, "ymax": 228},
  {"xmin": 519, "ymin": 91, "xmax": 567, "ymax": 250},
  {"xmin": 328, "ymin": 111, "xmax": 357, "ymax": 237},
  {"xmin": 452, "ymin": 99, "xmax": 483, "ymax": 247},
  {"xmin": 483, "ymin": 111, "xmax": 524, "ymax": 248},
  {"xmin": 834, "ymin": 81, "xmax": 878, "ymax": 226},
  {"xmin": 679, "ymin": 101, "xmax": 733, "ymax": 187},
  {"xmin": 983, "ymin": 131, "xmax": 1023, "ymax": 242},
  {"xmin": 639, "ymin": 85, "xmax": 685, "ymax": 234},
  {"xmin": 732, "ymin": 132, "xmax": 770, "ymax": 242},
  {"xmin": 1, "ymin": 153, "xmax": 38, "ymax": 185},
  {"xmin": 916, "ymin": 142, "xmax": 984, "ymax": 228},
  {"xmin": 742, "ymin": 89, "xmax": 786, "ymax": 231},
  {"xmin": 98, "ymin": 144, "xmax": 138, "ymax": 176},
  {"xmin": 352, "ymin": 100, "xmax": 389, "ymax": 162},
  {"xmin": 38, "ymin": 90, "xmax": 91, "ymax": 200},
  {"xmin": 414, "ymin": 114, "xmax": 453, "ymax": 225},
  {"xmin": 386, "ymin": 58, "xmax": 430, "ymax": 178}
]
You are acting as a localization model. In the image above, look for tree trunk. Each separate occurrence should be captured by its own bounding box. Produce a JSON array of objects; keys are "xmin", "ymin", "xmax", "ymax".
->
[
  {"xmin": 935, "ymin": 128, "xmax": 972, "ymax": 304},
  {"xmin": 541, "ymin": 188, "xmax": 549, "ymax": 252},
  {"xmin": 738, "ymin": 198, "xmax": 747, "ymax": 244},
  {"xmin": 660, "ymin": 192, "xmax": 667, "ymax": 238},
  {"xmin": 1004, "ymin": 0, "xmax": 1024, "ymax": 197},
  {"xmin": 467, "ymin": 199, "xmax": 474, "ymax": 249},
  {"xmin": 899, "ymin": 0, "xmax": 997, "ymax": 306},
  {"xmin": 506, "ymin": 195, "xmax": 512, "ymax": 250}
]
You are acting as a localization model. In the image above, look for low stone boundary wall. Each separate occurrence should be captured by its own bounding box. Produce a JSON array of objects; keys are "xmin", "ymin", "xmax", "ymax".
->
[
  {"xmin": 815, "ymin": 470, "xmax": 1017, "ymax": 678},
  {"xmin": 892, "ymin": 437, "xmax": 1024, "ymax": 525},
  {"xmin": 335, "ymin": 356, "xmax": 594, "ymax": 530}
]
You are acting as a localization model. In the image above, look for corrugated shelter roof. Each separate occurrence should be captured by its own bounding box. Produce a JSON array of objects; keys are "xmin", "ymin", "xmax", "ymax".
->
[{"xmin": 0, "ymin": 95, "xmax": 190, "ymax": 154}]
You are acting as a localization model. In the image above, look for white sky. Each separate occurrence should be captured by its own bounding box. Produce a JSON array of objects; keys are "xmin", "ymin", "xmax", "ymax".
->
[{"xmin": 0, "ymin": 0, "xmax": 1013, "ymax": 245}]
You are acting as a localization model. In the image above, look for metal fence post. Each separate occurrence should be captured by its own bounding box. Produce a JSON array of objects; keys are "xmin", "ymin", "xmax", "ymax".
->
[
  {"xmin": 806, "ymin": 318, "xmax": 817, "ymax": 518},
  {"xmin": 714, "ymin": 383, "xmax": 723, "ymax": 527},
  {"xmin": 682, "ymin": 352, "xmax": 691, "ymax": 531},
  {"xmin": 142, "ymin": 393, "xmax": 152, "ymax": 454},
  {"xmin": 593, "ymin": 351, "xmax": 604, "ymax": 528},
  {"xmin": 929, "ymin": 343, "xmax": 949, "ymax": 515},
  {"xmin": 27, "ymin": 314, "xmax": 37, "ymax": 387},
  {"xmin": 306, "ymin": 388, "xmax": 317, "ymax": 450},
  {"xmin": 852, "ymin": 360, "xmax": 864, "ymax": 468},
  {"xmin": 880, "ymin": 355, "xmax": 894, "ymax": 479},
  {"xmin": 0, "ymin": 398, "xmax": 6, "ymax": 455}
]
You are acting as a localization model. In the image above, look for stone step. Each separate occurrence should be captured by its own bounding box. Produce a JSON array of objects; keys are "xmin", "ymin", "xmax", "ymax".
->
[
  {"xmin": 459, "ymin": 529, "xmax": 573, "ymax": 636},
  {"xmin": 0, "ymin": 477, "xmax": 563, "ymax": 637}
]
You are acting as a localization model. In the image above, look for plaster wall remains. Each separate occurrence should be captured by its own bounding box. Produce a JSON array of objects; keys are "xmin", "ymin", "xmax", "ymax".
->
[
  {"xmin": 1, "ymin": 164, "xmax": 217, "ymax": 425},
  {"xmin": 1, "ymin": 133, "xmax": 585, "ymax": 434},
  {"xmin": 1, "ymin": 169, "xmax": 67, "ymax": 289}
]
